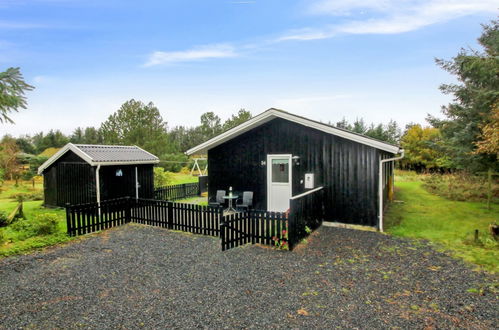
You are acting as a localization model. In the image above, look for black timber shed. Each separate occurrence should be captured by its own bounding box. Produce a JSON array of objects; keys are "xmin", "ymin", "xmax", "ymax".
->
[
  {"xmin": 186, "ymin": 108, "xmax": 404, "ymax": 230},
  {"xmin": 38, "ymin": 144, "xmax": 159, "ymax": 207}
]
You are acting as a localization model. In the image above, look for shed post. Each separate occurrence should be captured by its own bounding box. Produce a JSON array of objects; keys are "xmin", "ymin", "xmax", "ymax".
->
[
  {"xmin": 135, "ymin": 166, "xmax": 139, "ymax": 199},
  {"xmin": 95, "ymin": 165, "xmax": 101, "ymax": 216}
]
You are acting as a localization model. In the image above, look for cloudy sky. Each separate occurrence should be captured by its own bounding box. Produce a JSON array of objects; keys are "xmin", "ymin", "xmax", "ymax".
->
[{"xmin": 1, "ymin": 0, "xmax": 497, "ymax": 136}]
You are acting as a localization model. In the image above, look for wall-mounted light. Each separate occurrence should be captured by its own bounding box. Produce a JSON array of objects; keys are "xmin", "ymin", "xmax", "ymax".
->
[{"xmin": 292, "ymin": 155, "xmax": 300, "ymax": 166}]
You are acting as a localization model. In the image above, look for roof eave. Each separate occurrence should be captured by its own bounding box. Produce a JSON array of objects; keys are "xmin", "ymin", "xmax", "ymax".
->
[{"xmin": 186, "ymin": 109, "xmax": 401, "ymax": 155}]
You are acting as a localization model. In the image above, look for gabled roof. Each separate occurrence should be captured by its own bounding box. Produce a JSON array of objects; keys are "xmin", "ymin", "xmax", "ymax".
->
[
  {"xmin": 186, "ymin": 108, "xmax": 401, "ymax": 155},
  {"xmin": 38, "ymin": 143, "xmax": 159, "ymax": 174}
]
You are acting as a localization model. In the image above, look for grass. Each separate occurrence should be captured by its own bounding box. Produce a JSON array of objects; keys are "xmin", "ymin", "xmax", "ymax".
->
[
  {"xmin": 0, "ymin": 180, "xmax": 68, "ymax": 257},
  {"xmin": 170, "ymin": 172, "xmax": 199, "ymax": 185},
  {"xmin": 385, "ymin": 175, "xmax": 499, "ymax": 273}
]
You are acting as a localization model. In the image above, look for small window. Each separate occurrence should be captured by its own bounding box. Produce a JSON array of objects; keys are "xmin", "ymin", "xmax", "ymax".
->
[
  {"xmin": 115, "ymin": 169, "xmax": 123, "ymax": 177},
  {"xmin": 271, "ymin": 159, "xmax": 289, "ymax": 183}
]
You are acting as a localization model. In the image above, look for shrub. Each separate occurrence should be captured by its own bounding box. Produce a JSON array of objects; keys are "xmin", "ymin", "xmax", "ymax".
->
[
  {"xmin": 154, "ymin": 167, "xmax": 173, "ymax": 187},
  {"xmin": 9, "ymin": 213, "xmax": 59, "ymax": 240},
  {"xmin": 0, "ymin": 230, "xmax": 5, "ymax": 245},
  {"xmin": 33, "ymin": 213, "xmax": 59, "ymax": 235},
  {"xmin": 9, "ymin": 192, "xmax": 43, "ymax": 201},
  {"xmin": 422, "ymin": 173, "xmax": 499, "ymax": 203},
  {"xmin": 0, "ymin": 211, "xmax": 8, "ymax": 227}
]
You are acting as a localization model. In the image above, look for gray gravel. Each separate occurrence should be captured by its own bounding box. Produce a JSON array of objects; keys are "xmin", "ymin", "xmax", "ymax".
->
[{"xmin": 0, "ymin": 224, "xmax": 497, "ymax": 329}]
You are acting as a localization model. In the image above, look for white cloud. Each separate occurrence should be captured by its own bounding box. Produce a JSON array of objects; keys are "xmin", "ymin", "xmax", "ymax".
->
[
  {"xmin": 280, "ymin": 0, "xmax": 497, "ymax": 40},
  {"xmin": 143, "ymin": 44, "xmax": 237, "ymax": 67}
]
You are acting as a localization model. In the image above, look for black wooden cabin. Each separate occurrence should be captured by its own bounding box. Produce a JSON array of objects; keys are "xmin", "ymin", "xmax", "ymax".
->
[
  {"xmin": 187, "ymin": 108, "xmax": 403, "ymax": 230},
  {"xmin": 38, "ymin": 144, "xmax": 159, "ymax": 207}
]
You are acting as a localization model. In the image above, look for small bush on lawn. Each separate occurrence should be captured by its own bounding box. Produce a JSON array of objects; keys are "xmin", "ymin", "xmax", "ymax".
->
[
  {"xmin": 9, "ymin": 192, "xmax": 43, "ymax": 202},
  {"xmin": 0, "ymin": 211, "xmax": 8, "ymax": 227},
  {"xmin": 34, "ymin": 213, "xmax": 59, "ymax": 235},
  {"xmin": 0, "ymin": 230, "xmax": 5, "ymax": 245},
  {"xmin": 9, "ymin": 213, "xmax": 60, "ymax": 240}
]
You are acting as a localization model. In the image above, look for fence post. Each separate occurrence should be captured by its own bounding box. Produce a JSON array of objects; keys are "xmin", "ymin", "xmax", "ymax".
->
[
  {"xmin": 65, "ymin": 203, "xmax": 72, "ymax": 236},
  {"xmin": 220, "ymin": 220, "xmax": 226, "ymax": 251},
  {"xmin": 183, "ymin": 184, "xmax": 187, "ymax": 199},
  {"xmin": 167, "ymin": 201, "xmax": 173, "ymax": 229},
  {"xmin": 125, "ymin": 196, "xmax": 131, "ymax": 223},
  {"xmin": 288, "ymin": 200, "xmax": 296, "ymax": 251}
]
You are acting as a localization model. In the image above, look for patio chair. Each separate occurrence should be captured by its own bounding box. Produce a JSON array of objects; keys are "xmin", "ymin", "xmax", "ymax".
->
[
  {"xmin": 209, "ymin": 190, "xmax": 226, "ymax": 207},
  {"xmin": 236, "ymin": 191, "xmax": 253, "ymax": 211}
]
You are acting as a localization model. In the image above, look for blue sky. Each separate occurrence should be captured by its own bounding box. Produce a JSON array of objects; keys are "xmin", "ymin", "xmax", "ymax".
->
[{"xmin": 1, "ymin": 0, "xmax": 497, "ymax": 136}]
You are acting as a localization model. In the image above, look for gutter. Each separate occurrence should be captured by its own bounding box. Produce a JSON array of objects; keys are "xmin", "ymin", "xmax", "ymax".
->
[{"xmin": 378, "ymin": 149, "xmax": 404, "ymax": 232}]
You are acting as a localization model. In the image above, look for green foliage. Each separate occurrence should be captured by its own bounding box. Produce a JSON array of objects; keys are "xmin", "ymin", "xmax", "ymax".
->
[
  {"xmin": 428, "ymin": 20, "xmax": 499, "ymax": 172},
  {"xmin": 159, "ymin": 153, "xmax": 189, "ymax": 172},
  {"xmin": 100, "ymin": 99, "xmax": 171, "ymax": 156},
  {"xmin": 222, "ymin": 108, "xmax": 252, "ymax": 132},
  {"xmin": 32, "ymin": 130, "xmax": 69, "ymax": 154},
  {"xmin": 385, "ymin": 175, "xmax": 499, "ymax": 273},
  {"xmin": 335, "ymin": 117, "xmax": 401, "ymax": 144},
  {"xmin": 0, "ymin": 67, "xmax": 34, "ymax": 124},
  {"xmin": 422, "ymin": 173, "xmax": 499, "ymax": 203},
  {"xmin": 399, "ymin": 124, "xmax": 450, "ymax": 171},
  {"xmin": 70, "ymin": 126, "xmax": 103, "ymax": 144},
  {"xmin": 10, "ymin": 212, "xmax": 59, "ymax": 239},
  {"xmin": 0, "ymin": 210, "xmax": 8, "ymax": 227},
  {"xmin": 10, "ymin": 191, "xmax": 43, "ymax": 202},
  {"xmin": 153, "ymin": 167, "xmax": 173, "ymax": 187},
  {"xmin": 272, "ymin": 224, "xmax": 289, "ymax": 250},
  {"xmin": 33, "ymin": 213, "xmax": 59, "ymax": 235}
]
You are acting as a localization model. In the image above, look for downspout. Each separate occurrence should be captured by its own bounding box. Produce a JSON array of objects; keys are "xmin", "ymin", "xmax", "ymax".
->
[
  {"xmin": 95, "ymin": 164, "xmax": 101, "ymax": 216},
  {"xmin": 135, "ymin": 166, "xmax": 139, "ymax": 199},
  {"xmin": 378, "ymin": 149, "xmax": 404, "ymax": 232}
]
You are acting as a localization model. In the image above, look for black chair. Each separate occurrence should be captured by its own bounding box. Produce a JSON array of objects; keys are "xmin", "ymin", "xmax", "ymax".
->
[
  {"xmin": 209, "ymin": 190, "xmax": 226, "ymax": 207},
  {"xmin": 236, "ymin": 191, "xmax": 253, "ymax": 211}
]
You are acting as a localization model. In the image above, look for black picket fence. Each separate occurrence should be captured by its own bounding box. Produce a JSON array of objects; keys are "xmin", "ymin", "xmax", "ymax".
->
[
  {"xmin": 154, "ymin": 183, "xmax": 200, "ymax": 201},
  {"xmin": 66, "ymin": 189, "xmax": 321, "ymax": 251},
  {"xmin": 131, "ymin": 199, "xmax": 222, "ymax": 236},
  {"xmin": 288, "ymin": 187, "xmax": 325, "ymax": 250},
  {"xmin": 66, "ymin": 197, "xmax": 222, "ymax": 237},
  {"xmin": 221, "ymin": 210, "xmax": 288, "ymax": 251},
  {"xmin": 65, "ymin": 198, "xmax": 130, "ymax": 237}
]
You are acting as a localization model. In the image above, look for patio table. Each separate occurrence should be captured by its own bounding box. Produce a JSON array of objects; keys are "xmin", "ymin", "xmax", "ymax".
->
[{"xmin": 223, "ymin": 194, "xmax": 238, "ymax": 213}]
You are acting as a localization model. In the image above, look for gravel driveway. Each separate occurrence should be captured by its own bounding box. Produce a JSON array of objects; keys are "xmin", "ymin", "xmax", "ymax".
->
[{"xmin": 0, "ymin": 224, "xmax": 497, "ymax": 329}]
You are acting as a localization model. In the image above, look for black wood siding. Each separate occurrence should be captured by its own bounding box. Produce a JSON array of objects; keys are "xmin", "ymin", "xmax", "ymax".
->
[
  {"xmin": 208, "ymin": 118, "xmax": 395, "ymax": 227},
  {"xmin": 42, "ymin": 151, "xmax": 154, "ymax": 207}
]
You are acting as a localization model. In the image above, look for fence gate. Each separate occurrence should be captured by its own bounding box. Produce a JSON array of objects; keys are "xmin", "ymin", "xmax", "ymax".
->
[
  {"xmin": 220, "ymin": 212, "xmax": 252, "ymax": 251},
  {"xmin": 220, "ymin": 211, "xmax": 288, "ymax": 251}
]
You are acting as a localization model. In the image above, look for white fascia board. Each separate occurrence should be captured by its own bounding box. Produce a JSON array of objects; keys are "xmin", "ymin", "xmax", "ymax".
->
[
  {"xmin": 185, "ymin": 111, "xmax": 276, "ymax": 155},
  {"xmin": 186, "ymin": 109, "xmax": 400, "ymax": 155},
  {"xmin": 91, "ymin": 160, "xmax": 160, "ymax": 166},
  {"xmin": 37, "ymin": 143, "xmax": 94, "ymax": 174}
]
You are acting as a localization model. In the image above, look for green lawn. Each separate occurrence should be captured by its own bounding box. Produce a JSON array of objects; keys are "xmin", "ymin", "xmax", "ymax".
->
[
  {"xmin": 0, "ymin": 180, "xmax": 68, "ymax": 257},
  {"xmin": 385, "ymin": 179, "xmax": 499, "ymax": 273},
  {"xmin": 170, "ymin": 172, "xmax": 199, "ymax": 185}
]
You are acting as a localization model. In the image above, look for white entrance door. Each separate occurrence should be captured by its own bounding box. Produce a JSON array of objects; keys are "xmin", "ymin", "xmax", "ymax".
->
[{"xmin": 267, "ymin": 154, "xmax": 292, "ymax": 212}]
